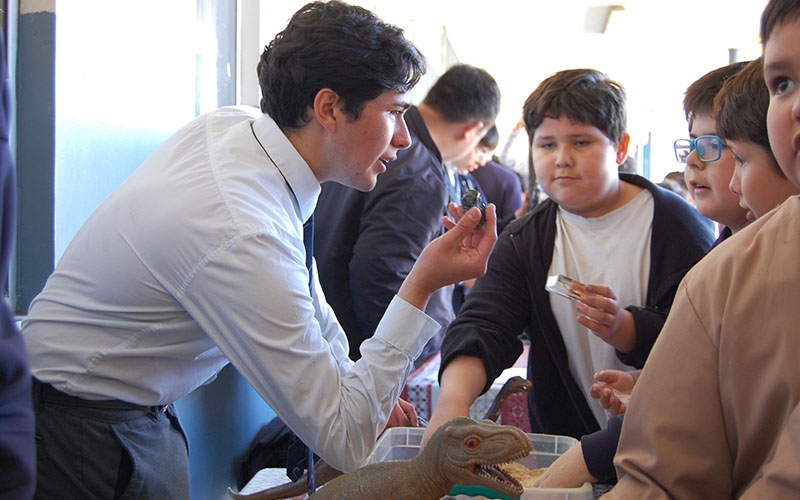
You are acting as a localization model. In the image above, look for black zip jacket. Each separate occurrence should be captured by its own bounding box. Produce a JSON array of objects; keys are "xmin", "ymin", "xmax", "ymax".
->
[{"xmin": 439, "ymin": 173, "xmax": 715, "ymax": 438}]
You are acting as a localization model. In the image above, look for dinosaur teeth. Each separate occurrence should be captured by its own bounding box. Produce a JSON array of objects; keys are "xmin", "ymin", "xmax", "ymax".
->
[{"xmin": 478, "ymin": 464, "xmax": 523, "ymax": 489}]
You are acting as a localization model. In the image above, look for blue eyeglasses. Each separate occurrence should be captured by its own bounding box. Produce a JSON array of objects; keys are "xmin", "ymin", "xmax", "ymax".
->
[{"xmin": 673, "ymin": 135, "xmax": 725, "ymax": 163}]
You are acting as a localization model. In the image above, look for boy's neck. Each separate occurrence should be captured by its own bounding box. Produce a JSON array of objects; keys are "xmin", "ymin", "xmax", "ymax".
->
[{"xmin": 564, "ymin": 180, "xmax": 644, "ymax": 219}]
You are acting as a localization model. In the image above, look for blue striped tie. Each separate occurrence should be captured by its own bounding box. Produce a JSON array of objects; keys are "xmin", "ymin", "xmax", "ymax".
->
[{"xmin": 302, "ymin": 214, "xmax": 316, "ymax": 493}]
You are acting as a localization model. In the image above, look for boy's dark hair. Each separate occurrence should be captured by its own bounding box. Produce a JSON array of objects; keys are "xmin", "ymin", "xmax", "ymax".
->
[
  {"xmin": 715, "ymin": 58, "xmax": 786, "ymax": 178},
  {"xmin": 682, "ymin": 62, "xmax": 748, "ymax": 126},
  {"xmin": 479, "ymin": 124, "xmax": 500, "ymax": 150},
  {"xmin": 257, "ymin": 1, "xmax": 425, "ymax": 129},
  {"xmin": 715, "ymin": 60, "xmax": 767, "ymax": 146},
  {"xmin": 522, "ymin": 69, "xmax": 627, "ymax": 146},
  {"xmin": 422, "ymin": 64, "xmax": 501, "ymax": 128},
  {"xmin": 761, "ymin": 0, "xmax": 800, "ymax": 44}
]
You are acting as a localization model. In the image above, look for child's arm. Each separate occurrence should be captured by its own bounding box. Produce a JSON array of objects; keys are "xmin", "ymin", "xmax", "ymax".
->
[
  {"xmin": 420, "ymin": 355, "xmax": 487, "ymax": 448},
  {"xmin": 534, "ymin": 414, "xmax": 625, "ymax": 488},
  {"xmin": 532, "ymin": 441, "xmax": 597, "ymax": 488}
]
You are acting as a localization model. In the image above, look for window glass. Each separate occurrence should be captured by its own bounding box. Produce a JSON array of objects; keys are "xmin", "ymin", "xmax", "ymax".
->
[{"xmin": 54, "ymin": 0, "xmax": 233, "ymax": 259}]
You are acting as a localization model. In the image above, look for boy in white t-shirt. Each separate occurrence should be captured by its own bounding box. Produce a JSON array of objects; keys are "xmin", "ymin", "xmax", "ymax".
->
[{"xmin": 422, "ymin": 68, "xmax": 715, "ymax": 447}]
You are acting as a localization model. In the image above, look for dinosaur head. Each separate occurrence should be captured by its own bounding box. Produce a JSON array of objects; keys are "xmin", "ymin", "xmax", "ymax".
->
[
  {"xmin": 508, "ymin": 376, "xmax": 533, "ymax": 395},
  {"xmin": 426, "ymin": 417, "xmax": 532, "ymax": 498}
]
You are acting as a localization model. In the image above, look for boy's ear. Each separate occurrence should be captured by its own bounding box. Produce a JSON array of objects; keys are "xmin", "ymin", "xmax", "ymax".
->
[
  {"xmin": 312, "ymin": 88, "xmax": 341, "ymax": 133},
  {"xmin": 615, "ymin": 133, "xmax": 631, "ymax": 165}
]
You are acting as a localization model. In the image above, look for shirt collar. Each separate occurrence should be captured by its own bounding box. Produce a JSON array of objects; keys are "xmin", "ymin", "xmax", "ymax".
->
[{"xmin": 252, "ymin": 113, "xmax": 320, "ymax": 223}]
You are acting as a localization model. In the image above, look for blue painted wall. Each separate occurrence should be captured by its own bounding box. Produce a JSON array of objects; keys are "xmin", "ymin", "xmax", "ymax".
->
[{"xmin": 176, "ymin": 366, "xmax": 277, "ymax": 500}]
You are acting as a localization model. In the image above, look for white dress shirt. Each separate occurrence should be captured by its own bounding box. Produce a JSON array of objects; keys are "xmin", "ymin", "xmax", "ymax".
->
[{"xmin": 22, "ymin": 106, "xmax": 440, "ymax": 471}]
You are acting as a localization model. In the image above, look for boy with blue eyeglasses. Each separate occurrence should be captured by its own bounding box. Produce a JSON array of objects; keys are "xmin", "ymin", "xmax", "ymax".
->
[{"xmin": 678, "ymin": 61, "xmax": 751, "ymax": 245}]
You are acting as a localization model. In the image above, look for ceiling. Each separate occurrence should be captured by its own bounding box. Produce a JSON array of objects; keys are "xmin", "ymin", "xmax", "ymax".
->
[
  {"xmin": 419, "ymin": 1, "xmax": 765, "ymax": 112},
  {"xmin": 262, "ymin": 0, "xmax": 768, "ymax": 180}
]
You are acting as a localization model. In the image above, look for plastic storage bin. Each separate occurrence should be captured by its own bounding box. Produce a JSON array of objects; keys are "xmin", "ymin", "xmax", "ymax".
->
[{"xmin": 364, "ymin": 427, "xmax": 593, "ymax": 500}]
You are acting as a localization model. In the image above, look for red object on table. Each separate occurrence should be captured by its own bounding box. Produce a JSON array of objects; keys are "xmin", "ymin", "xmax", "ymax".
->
[{"xmin": 402, "ymin": 344, "xmax": 530, "ymax": 432}]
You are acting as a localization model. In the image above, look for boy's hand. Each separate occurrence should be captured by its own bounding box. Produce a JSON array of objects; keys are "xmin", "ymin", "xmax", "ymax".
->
[
  {"xmin": 589, "ymin": 369, "xmax": 635, "ymax": 416},
  {"xmin": 574, "ymin": 284, "xmax": 636, "ymax": 352},
  {"xmin": 532, "ymin": 442, "xmax": 597, "ymax": 488}
]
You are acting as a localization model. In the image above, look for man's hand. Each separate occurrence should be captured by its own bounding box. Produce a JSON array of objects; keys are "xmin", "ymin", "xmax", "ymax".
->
[
  {"xmin": 385, "ymin": 398, "xmax": 417, "ymax": 429},
  {"xmin": 398, "ymin": 203, "xmax": 497, "ymax": 311}
]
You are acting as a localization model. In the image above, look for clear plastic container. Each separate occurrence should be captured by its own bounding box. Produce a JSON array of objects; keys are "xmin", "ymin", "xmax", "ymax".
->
[{"xmin": 364, "ymin": 427, "xmax": 593, "ymax": 500}]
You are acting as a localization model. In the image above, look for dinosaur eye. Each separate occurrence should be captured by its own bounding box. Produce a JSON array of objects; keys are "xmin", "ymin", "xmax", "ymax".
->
[{"xmin": 465, "ymin": 437, "xmax": 481, "ymax": 449}]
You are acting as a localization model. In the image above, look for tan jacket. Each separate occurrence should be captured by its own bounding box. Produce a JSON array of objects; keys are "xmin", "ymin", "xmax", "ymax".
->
[{"xmin": 605, "ymin": 196, "xmax": 800, "ymax": 499}]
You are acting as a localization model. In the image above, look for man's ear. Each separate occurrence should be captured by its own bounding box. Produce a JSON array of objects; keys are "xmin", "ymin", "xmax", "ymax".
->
[
  {"xmin": 461, "ymin": 121, "xmax": 485, "ymax": 141},
  {"xmin": 312, "ymin": 88, "xmax": 341, "ymax": 133},
  {"xmin": 616, "ymin": 132, "xmax": 631, "ymax": 165}
]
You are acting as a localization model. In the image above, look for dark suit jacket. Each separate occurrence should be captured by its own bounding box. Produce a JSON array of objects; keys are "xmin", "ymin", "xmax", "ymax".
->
[{"xmin": 470, "ymin": 160, "xmax": 523, "ymax": 233}]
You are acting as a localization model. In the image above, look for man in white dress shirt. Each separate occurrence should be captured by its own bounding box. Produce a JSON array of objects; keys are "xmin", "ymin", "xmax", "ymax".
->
[{"xmin": 21, "ymin": 2, "xmax": 498, "ymax": 498}]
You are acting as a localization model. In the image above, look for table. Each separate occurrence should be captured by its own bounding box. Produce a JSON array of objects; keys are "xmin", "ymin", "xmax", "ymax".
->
[
  {"xmin": 238, "ymin": 467, "xmax": 614, "ymax": 499},
  {"xmin": 402, "ymin": 344, "xmax": 531, "ymax": 432},
  {"xmin": 237, "ymin": 468, "xmax": 305, "ymax": 498}
]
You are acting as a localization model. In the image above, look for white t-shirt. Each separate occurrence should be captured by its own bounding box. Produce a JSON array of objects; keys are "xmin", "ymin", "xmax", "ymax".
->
[{"xmin": 548, "ymin": 189, "xmax": 653, "ymax": 427}]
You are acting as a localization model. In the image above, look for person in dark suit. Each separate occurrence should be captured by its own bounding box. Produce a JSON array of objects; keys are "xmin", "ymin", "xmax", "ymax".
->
[
  {"xmin": 448, "ymin": 124, "xmax": 526, "ymax": 314},
  {"xmin": 466, "ymin": 126, "xmax": 526, "ymax": 233},
  {"xmin": 314, "ymin": 64, "xmax": 501, "ymax": 363},
  {"xmin": 0, "ymin": 28, "xmax": 36, "ymax": 500},
  {"xmin": 473, "ymin": 159, "xmax": 525, "ymax": 228}
]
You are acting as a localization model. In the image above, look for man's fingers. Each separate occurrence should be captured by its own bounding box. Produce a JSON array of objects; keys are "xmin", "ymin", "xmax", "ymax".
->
[{"xmin": 397, "ymin": 399, "xmax": 418, "ymax": 427}]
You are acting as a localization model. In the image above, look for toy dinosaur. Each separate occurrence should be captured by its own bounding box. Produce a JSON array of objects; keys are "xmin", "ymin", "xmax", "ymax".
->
[
  {"xmin": 230, "ymin": 417, "xmax": 531, "ymax": 500},
  {"xmin": 482, "ymin": 376, "xmax": 531, "ymax": 423},
  {"xmin": 314, "ymin": 417, "xmax": 530, "ymax": 499},
  {"xmin": 229, "ymin": 376, "xmax": 532, "ymax": 499}
]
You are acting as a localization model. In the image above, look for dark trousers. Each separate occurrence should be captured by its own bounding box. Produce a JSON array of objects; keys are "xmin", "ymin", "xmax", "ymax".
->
[{"xmin": 32, "ymin": 379, "xmax": 190, "ymax": 500}]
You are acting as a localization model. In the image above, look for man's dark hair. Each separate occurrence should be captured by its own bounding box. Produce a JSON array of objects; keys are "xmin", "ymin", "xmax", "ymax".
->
[
  {"xmin": 683, "ymin": 62, "xmax": 748, "ymax": 126},
  {"xmin": 760, "ymin": 0, "xmax": 800, "ymax": 44},
  {"xmin": 257, "ymin": 1, "xmax": 425, "ymax": 129},
  {"xmin": 422, "ymin": 64, "xmax": 501, "ymax": 128},
  {"xmin": 523, "ymin": 68, "xmax": 627, "ymax": 146},
  {"xmin": 479, "ymin": 124, "xmax": 500, "ymax": 150}
]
